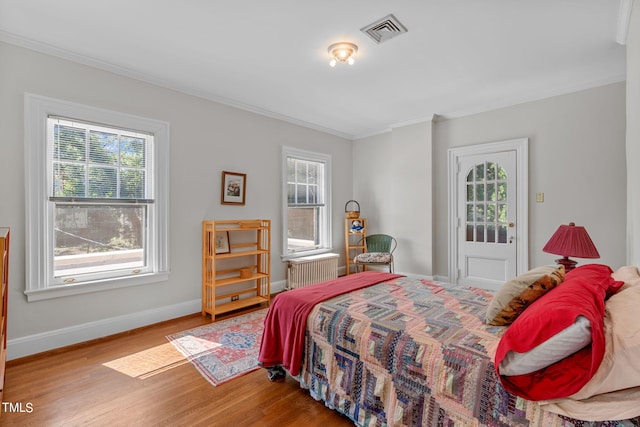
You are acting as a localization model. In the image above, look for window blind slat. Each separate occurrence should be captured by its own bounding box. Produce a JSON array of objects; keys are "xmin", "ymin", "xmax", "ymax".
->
[
  {"xmin": 47, "ymin": 116, "xmax": 152, "ymax": 200},
  {"xmin": 288, "ymin": 203, "xmax": 324, "ymax": 207},
  {"xmin": 50, "ymin": 197, "xmax": 154, "ymax": 204}
]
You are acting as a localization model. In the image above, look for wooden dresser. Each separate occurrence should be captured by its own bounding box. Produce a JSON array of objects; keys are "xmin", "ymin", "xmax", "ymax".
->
[{"xmin": 0, "ymin": 227, "xmax": 9, "ymax": 403}]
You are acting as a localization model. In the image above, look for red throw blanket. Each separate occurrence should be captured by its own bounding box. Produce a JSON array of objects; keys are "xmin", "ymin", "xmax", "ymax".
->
[
  {"xmin": 258, "ymin": 271, "xmax": 403, "ymax": 376},
  {"xmin": 494, "ymin": 264, "xmax": 623, "ymax": 400}
]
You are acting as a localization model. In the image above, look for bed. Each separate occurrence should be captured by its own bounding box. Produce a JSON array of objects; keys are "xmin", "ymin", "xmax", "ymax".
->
[{"xmin": 258, "ymin": 268, "xmax": 640, "ymax": 427}]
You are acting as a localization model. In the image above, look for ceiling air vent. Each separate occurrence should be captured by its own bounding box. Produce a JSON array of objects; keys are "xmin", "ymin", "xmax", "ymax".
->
[{"xmin": 360, "ymin": 14, "xmax": 408, "ymax": 44}]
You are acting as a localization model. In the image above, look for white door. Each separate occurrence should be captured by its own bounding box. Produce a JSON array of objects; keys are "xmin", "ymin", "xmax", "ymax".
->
[{"xmin": 451, "ymin": 141, "xmax": 528, "ymax": 290}]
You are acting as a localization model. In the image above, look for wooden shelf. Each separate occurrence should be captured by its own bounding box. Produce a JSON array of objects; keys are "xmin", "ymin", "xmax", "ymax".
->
[
  {"xmin": 215, "ymin": 226, "xmax": 268, "ymax": 232},
  {"xmin": 214, "ymin": 273, "xmax": 269, "ymax": 287},
  {"xmin": 214, "ymin": 296, "xmax": 269, "ymax": 315},
  {"xmin": 215, "ymin": 249, "xmax": 269, "ymax": 259},
  {"xmin": 345, "ymin": 218, "xmax": 366, "ymax": 275},
  {"xmin": 202, "ymin": 220, "xmax": 270, "ymax": 320}
]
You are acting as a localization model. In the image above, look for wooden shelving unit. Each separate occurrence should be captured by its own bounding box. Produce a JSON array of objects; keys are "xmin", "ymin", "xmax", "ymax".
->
[
  {"xmin": 344, "ymin": 218, "xmax": 366, "ymax": 275},
  {"xmin": 202, "ymin": 219, "xmax": 270, "ymax": 320},
  {"xmin": 0, "ymin": 227, "xmax": 9, "ymax": 404}
]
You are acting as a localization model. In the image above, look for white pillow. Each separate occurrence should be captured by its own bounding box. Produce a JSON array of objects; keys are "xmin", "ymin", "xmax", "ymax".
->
[{"xmin": 498, "ymin": 316, "xmax": 592, "ymax": 376}]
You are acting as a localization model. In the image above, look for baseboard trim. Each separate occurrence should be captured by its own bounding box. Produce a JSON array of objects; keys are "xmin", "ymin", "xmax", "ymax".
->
[
  {"xmin": 8, "ymin": 279, "xmax": 289, "ymax": 361},
  {"xmin": 271, "ymin": 279, "xmax": 286, "ymax": 294},
  {"xmin": 7, "ymin": 299, "xmax": 201, "ymax": 360}
]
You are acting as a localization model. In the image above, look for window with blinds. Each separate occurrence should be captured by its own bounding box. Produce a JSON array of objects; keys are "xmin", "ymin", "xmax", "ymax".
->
[
  {"xmin": 25, "ymin": 94, "xmax": 169, "ymax": 300},
  {"xmin": 47, "ymin": 117, "xmax": 154, "ymax": 279},
  {"xmin": 282, "ymin": 147, "xmax": 332, "ymax": 257}
]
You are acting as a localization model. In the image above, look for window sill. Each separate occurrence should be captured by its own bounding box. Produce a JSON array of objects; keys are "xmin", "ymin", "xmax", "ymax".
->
[
  {"xmin": 281, "ymin": 248, "xmax": 334, "ymax": 262},
  {"xmin": 25, "ymin": 271, "xmax": 169, "ymax": 302}
]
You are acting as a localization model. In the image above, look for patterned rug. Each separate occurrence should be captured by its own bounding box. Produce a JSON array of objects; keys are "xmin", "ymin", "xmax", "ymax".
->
[{"xmin": 166, "ymin": 308, "xmax": 267, "ymax": 386}]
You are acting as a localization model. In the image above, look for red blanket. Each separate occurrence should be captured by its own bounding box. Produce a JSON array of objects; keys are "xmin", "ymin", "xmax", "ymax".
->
[
  {"xmin": 258, "ymin": 271, "xmax": 402, "ymax": 376},
  {"xmin": 495, "ymin": 264, "xmax": 623, "ymax": 400}
]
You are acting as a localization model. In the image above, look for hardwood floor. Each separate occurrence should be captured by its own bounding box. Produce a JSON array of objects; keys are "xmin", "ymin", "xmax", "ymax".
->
[{"xmin": 2, "ymin": 311, "xmax": 354, "ymax": 427}]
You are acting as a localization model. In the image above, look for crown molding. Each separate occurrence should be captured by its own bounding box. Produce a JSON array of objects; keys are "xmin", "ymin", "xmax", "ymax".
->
[
  {"xmin": 616, "ymin": 0, "xmax": 634, "ymax": 45},
  {"xmin": 0, "ymin": 30, "xmax": 354, "ymax": 140}
]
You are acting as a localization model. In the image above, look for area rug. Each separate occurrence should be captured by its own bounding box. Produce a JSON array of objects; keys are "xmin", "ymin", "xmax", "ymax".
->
[{"xmin": 166, "ymin": 308, "xmax": 267, "ymax": 386}]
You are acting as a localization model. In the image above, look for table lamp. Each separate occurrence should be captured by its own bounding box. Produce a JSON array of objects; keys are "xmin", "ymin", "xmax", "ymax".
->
[{"xmin": 542, "ymin": 222, "xmax": 600, "ymax": 272}]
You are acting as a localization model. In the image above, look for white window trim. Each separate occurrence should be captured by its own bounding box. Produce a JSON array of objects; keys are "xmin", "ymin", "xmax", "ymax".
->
[
  {"xmin": 24, "ymin": 93, "xmax": 170, "ymax": 301},
  {"xmin": 281, "ymin": 146, "xmax": 332, "ymax": 261}
]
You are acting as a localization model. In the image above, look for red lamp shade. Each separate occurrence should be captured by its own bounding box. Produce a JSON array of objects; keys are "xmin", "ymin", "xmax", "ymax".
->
[{"xmin": 542, "ymin": 222, "xmax": 600, "ymax": 272}]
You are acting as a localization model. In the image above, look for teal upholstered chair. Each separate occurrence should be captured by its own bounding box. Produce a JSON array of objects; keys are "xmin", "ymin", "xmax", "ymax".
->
[{"xmin": 353, "ymin": 234, "xmax": 397, "ymax": 273}]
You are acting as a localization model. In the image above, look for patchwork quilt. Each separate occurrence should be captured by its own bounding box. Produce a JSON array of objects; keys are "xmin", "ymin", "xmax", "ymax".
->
[{"xmin": 296, "ymin": 276, "xmax": 635, "ymax": 427}]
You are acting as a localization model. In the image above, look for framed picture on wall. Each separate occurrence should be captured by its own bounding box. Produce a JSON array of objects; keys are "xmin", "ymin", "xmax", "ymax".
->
[
  {"xmin": 214, "ymin": 231, "xmax": 230, "ymax": 254},
  {"xmin": 221, "ymin": 171, "xmax": 246, "ymax": 205}
]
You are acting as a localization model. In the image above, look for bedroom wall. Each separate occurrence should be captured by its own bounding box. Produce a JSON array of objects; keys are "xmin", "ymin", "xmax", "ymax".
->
[
  {"xmin": 352, "ymin": 121, "xmax": 433, "ymax": 276},
  {"xmin": 432, "ymin": 83, "xmax": 627, "ymax": 279},
  {"xmin": 0, "ymin": 41, "xmax": 353, "ymax": 359},
  {"xmin": 354, "ymin": 84, "xmax": 626, "ymax": 281},
  {"xmin": 627, "ymin": 5, "xmax": 640, "ymax": 266}
]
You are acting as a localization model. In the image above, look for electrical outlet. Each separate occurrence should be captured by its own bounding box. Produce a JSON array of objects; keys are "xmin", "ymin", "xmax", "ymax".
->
[
  {"xmin": 536, "ymin": 192, "xmax": 544, "ymax": 203},
  {"xmin": 231, "ymin": 295, "xmax": 239, "ymax": 301}
]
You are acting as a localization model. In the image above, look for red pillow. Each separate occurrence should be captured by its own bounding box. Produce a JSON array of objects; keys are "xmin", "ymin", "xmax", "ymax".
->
[{"xmin": 494, "ymin": 264, "xmax": 623, "ymax": 400}]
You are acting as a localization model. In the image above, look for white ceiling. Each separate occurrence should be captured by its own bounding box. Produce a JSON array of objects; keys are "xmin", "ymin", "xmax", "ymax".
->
[{"xmin": 0, "ymin": 0, "xmax": 628, "ymax": 139}]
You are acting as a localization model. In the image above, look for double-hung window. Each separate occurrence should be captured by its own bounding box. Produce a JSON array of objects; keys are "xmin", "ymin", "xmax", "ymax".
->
[
  {"xmin": 25, "ymin": 94, "xmax": 170, "ymax": 301},
  {"xmin": 282, "ymin": 146, "xmax": 332, "ymax": 258}
]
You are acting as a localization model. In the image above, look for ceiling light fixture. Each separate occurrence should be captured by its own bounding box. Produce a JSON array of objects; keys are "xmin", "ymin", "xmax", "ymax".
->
[{"xmin": 328, "ymin": 42, "xmax": 358, "ymax": 67}]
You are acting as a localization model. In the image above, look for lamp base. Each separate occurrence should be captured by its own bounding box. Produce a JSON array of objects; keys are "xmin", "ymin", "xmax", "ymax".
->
[{"xmin": 555, "ymin": 257, "xmax": 577, "ymax": 272}]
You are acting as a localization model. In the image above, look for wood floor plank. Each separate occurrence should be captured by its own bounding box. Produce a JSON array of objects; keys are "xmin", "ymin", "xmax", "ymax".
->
[{"xmin": 2, "ymin": 313, "xmax": 354, "ymax": 426}]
